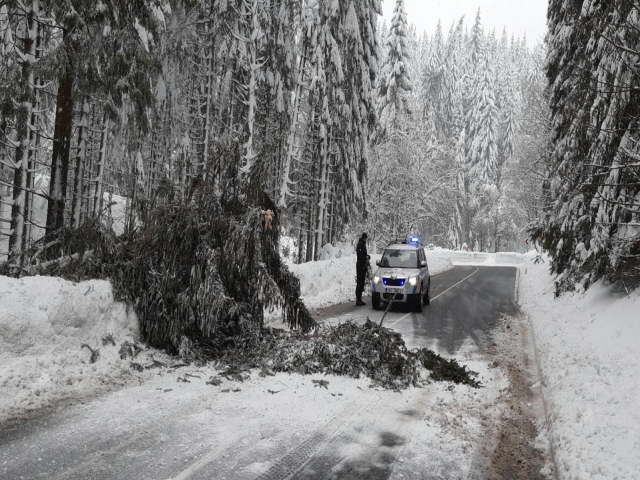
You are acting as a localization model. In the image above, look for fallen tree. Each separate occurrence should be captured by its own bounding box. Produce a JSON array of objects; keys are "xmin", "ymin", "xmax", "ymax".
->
[
  {"xmin": 1, "ymin": 189, "xmax": 480, "ymax": 390},
  {"xmin": 105, "ymin": 192, "xmax": 315, "ymax": 353}
]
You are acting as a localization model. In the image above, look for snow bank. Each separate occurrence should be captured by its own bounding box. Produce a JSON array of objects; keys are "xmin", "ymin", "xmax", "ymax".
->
[
  {"xmin": 518, "ymin": 256, "xmax": 640, "ymax": 480},
  {"xmin": 0, "ymin": 276, "xmax": 137, "ymax": 356},
  {"xmin": 287, "ymin": 256, "xmax": 359, "ymax": 310},
  {"xmin": 0, "ymin": 276, "xmax": 142, "ymax": 421},
  {"xmin": 2, "ymin": 248, "xmax": 639, "ymax": 480},
  {"xmin": 445, "ymin": 249, "xmax": 532, "ymax": 265},
  {"xmin": 426, "ymin": 251, "xmax": 456, "ymax": 274}
]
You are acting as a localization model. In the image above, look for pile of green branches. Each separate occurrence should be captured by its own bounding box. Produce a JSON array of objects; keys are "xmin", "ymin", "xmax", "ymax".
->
[
  {"xmin": 0, "ymin": 217, "xmax": 120, "ymax": 280},
  {"xmin": 205, "ymin": 319, "xmax": 481, "ymax": 390},
  {"xmin": 102, "ymin": 193, "xmax": 314, "ymax": 353}
]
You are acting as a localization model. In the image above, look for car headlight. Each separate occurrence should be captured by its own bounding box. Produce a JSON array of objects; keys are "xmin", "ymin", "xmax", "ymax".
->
[
  {"xmin": 408, "ymin": 276, "xmax": 418, "ymax": 286},
  {"xmin": 373, "ymin": 275, "xmax": 380, "ymax": 284}
]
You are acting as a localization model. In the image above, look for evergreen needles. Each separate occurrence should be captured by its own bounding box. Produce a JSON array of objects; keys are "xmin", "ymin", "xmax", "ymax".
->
[
  {"xmin": 211, "ymin": 319, "xmax": 482, "ymax": 391},
  {"xmin": 105, "ymin": 194, "xmax": 315, "ymax": 353}
]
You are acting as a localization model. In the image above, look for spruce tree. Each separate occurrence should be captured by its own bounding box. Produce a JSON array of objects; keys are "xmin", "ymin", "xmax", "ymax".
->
[
  {"xmin": 376, "ymin": 0, "xmax": 412, "ymax": 138},
  {"xmin": 533, "ymin": 0, "xmax": 640, "ymax": 290}
]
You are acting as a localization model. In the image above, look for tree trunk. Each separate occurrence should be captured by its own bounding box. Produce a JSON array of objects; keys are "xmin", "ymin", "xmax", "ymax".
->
[
  {"xmin": 9, "ymin": 143, "xmax": 27, "ymax": 259},
  {"xmin": 46, "ymin": 55, "xmax": 74, "ymax": 237},
  {"xmin": 328, "ymin": 186, "xmax": 334, "ymax": 246},
  {"xmin": 242, "ymin": 2, "xmax": 259, "ymax": 176},
  {"xmin": 23, "ymin": 104, "xmax": 41, "ymax": 255},
  {"xmin": 92, "ymin": 114, "xmax": 109, "ymax": 217},
  {"xmin": 202, "ymin": 19, "xmax": 215, "ymax": 177},
  {"xmin": 84, "ymin": 101, "xmax": 96, "ymax": 216},
  {"xmin": 9, "ymin": 0, "xmax": 39, "ymax": 262},
  {"xmin": 71, "ymin": 98, "xmax": 89, "ymax": 229},
  {"xmin": 305, "ymin": 207, "xmax": 314, "ymax": 262},
  {"xmin": 297, "ymin": 225, "xmax": 304, "ymax": 264},
  {"xmin": 22, "ymin": 13, "xmax": 44, "ymax": 254},
  {"xmin": 315, "ymin": 121, "xmax": 329, "ymax": 258}
]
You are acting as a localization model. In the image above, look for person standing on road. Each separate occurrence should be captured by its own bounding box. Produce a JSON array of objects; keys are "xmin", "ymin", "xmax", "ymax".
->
[{"xmin": 355, "ymin": 232, "xmax": 368, "ymax": 306}]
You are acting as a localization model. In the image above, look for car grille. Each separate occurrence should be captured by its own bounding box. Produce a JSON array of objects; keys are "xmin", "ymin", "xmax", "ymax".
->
[
  {"xmin": 383, "ymin": 278, "xmax": 405, "ymax": 287},
  {"xmin": 383, "ymin": 292, "xmax": 404, "ymax": 300}
]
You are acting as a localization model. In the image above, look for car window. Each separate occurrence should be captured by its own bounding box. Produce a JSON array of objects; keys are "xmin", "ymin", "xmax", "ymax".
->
[{"xmin": 381, "ymin": 249, "xmax": 418, "ymax": 268}]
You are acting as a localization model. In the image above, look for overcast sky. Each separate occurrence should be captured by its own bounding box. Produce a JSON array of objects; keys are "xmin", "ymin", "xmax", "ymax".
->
[{"xmin": 381, "ymin": 0, "xmax": 548, "ymax": 45}]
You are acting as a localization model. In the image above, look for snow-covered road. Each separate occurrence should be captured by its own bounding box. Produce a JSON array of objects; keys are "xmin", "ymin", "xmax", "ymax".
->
[
  {"xmin": 0, "ymin": 263, "xmax": 551, "ymax": 479},
  {"xmin": 2, "ymin": 250, "xmax": 639, "ymax": 479}
]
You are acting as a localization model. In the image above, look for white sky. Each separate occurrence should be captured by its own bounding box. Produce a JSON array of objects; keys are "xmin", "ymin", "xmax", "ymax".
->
[{"xmin": 381, "ymin": 0, "xmax": 549, "ymax": 45}]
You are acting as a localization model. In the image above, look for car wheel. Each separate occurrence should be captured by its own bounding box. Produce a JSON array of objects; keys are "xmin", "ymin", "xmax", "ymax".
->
[
  {"xmin": 412, "ymin": 294, "xmax": 423, "ymax": 313},
  {"xmin": 372, "ymin": 292, "xmax": 381, "ymax": 310},
  {"xmin": 423, "ymin": 281, "xmax": 430, "ymax": 305}
]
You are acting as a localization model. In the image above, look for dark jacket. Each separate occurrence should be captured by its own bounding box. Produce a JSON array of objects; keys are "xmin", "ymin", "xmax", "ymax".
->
[{"xmin": 356, "ymin": 237, "xmax": 368, "ymax": 266}]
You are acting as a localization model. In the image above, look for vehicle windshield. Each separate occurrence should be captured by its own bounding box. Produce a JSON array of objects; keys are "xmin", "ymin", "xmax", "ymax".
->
[{"xmin": 380, "ymin": 249, "xmax": 418, "ymax": 268}]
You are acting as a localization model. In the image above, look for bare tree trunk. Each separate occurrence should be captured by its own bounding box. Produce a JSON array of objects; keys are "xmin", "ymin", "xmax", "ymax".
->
[
  {"xmin": 328, "ymin": 186, "xmax": 334, "ymax": 246},
  {"xmin": 9, "ymin": 0, "xmax": 39, "ymax": 262},
  {"xmin": 23, "ymin": 128, "xmax": 38, "ymax": 253},
  {"xmin": 22, "ymin": 14, "xmax": 44, "ymax": 254},
  {"xmin": 180, "ymin": 145, "xmax": 189, "ymax": 202},
  {"xmin": 46, "ymin": 52, "xmax": 74, "ymax": 237},
  {"xmin": 297, "ymin": 225, "xmax": 304, "ymax": 264},
  {"xmin": 315, "ymin": 121, "xmax": 329, "ymax": 258},
  {"xmin": 126, "ymin": 149, "xmax": 145, "ymax": 235},
  {"xmin": 71, "ymin": 98, "xmax": 89, "ymax": 229},
  {"xmin": 82, "ymin": 101, "xmax": 97, "ymax": 218},
  {"xmin": 9, "ymin": 144, "xmax": 27, "ymax": 259},
  {"xmin": 92, "ymin": 114, "xmax": 108, "ymax": 217},
  {"xmin": 305, "ymin": 202, "xmax": 314, "ymax": 263},
  {"xmin": 92, "ymin": 113, "xmax": 109, "ymax": 217}
]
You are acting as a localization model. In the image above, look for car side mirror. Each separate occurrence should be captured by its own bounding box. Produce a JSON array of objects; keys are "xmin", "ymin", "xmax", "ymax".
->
[
  {"xmin": 376, "ymin": 260, "xmax": 381, "ymax": 266},
  {"xmin": 420, "ymin": 260, "xmax": 427, "ymax": 267}
]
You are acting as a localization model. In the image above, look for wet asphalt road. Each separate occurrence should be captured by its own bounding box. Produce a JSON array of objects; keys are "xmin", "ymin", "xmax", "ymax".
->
[
  {"xmin": 408, "ymin": 265, "xmax": 518, "ymax": 353},
  {"xmin": 320, "ymin": 265, "xmax": 518, "ymax": 354}
]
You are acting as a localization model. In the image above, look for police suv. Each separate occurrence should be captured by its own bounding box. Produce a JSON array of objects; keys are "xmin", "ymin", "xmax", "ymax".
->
[{"xmin": 371, "ymin": 236, "xmax": 431, "ymax": 313}]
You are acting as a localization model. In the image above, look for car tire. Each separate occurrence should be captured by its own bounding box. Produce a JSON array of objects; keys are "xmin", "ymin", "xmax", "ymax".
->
[
  {"xmin": 412, "ymin": 294, "xmax": 423, "ymax": 313},
  {"xmin": 372, "ymin": 292, "xmax": 381, "ymax": 310},
  {"xmin": 423, "ymin": 281, "xmax": 430, "ymax": 306}
]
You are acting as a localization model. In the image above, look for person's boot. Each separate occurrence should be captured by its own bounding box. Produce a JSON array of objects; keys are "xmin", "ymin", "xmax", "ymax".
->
[{"xmin": 356, "ymin": 295, "xmax": 366, "ymax": 306}]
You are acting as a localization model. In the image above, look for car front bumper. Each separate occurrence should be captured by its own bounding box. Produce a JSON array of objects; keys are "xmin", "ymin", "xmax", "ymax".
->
[{"xmin": 372, "ymin": 284, "xmax": 421, "ymax": 303}]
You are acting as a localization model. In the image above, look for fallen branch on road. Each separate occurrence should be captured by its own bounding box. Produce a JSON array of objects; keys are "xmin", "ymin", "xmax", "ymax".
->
[{"xmin": 183, "ymin": 319, "xmax": 481, "ymax": 391}]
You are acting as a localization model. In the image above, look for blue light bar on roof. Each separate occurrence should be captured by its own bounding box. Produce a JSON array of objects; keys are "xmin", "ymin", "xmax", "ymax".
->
[{"xmin": 409, "ymin": 236, "xmax": 419, "ymax": 244}]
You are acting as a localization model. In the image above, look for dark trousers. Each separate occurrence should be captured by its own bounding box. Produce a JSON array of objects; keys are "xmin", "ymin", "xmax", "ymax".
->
[{"xmin": 356, "ymin": 263, "xmax": 366, "ymax": 298}]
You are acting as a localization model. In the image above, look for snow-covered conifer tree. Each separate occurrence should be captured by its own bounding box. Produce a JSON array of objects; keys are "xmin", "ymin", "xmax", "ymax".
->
[
  {"xmin": 466, "ymin": 30, "xmax": 499, "ymax": 189},
  {"xmin": 533, "ymin": 0, "xmax": 640, "ymax": 290},
  {"xmin": 376, "ymin": 0, "xmax": 412, "ymax": 138}
]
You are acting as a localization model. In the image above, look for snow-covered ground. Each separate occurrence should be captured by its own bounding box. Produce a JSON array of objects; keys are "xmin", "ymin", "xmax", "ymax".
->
[{"xmin": 1, "ymin": 248, "xmax": 638, "ymax": 479}]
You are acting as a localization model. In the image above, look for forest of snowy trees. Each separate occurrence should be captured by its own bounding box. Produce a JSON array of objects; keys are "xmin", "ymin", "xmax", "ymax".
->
[
  {"xmin": 0, "ymin": 0, "xmax": 380, "ymax": 267},
  {"xmin": 0, "ymin": 0, "xmax": 546, "ymax": 265},
  {"xmin": 1, "ymin": 0, "xmax": 638, "ymax": 292},
  {"xmin": 533, "ymin": 0, "xmax": 640, "ymax": 292},
  {"xmin": 370, "ymin": 5, "xmax": 547, "ymax": 253}
]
